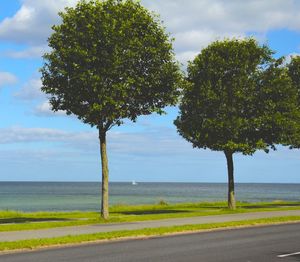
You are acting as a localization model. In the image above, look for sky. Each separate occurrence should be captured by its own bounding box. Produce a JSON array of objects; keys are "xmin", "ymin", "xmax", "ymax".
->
[{"xmin": 0, "ymin": 0, "xmax": 300, "ymax": 183}]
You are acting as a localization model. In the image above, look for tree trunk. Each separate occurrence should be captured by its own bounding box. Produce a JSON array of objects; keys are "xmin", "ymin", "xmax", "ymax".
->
[
  {"xmin": 99, "ymin": 129, "xmax": 109, "ymax": 220},
  {"xmin": 224, "ymin": 150, "xmax": 236, "ymax": 210}
]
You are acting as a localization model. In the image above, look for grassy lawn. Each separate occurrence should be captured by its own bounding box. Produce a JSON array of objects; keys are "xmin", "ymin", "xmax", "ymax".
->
[
  {"xmin": 0, "ymin": 201, "xmax": 300, "ymax": 232},
  {"xmin": 0, "ymin": 215, "xmax": 300, "ymax": 252}
]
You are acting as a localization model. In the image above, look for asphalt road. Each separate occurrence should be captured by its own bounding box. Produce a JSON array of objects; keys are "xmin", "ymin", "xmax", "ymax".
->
[{"xmin": 1, "ymin": 223, "xmax": 300, "ymax": 262}]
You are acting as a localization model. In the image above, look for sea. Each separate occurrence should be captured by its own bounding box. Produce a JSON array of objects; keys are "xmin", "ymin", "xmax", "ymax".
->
[{"xmin": 0, "ymin": 182, "xmax": 299, "ymax": 212}]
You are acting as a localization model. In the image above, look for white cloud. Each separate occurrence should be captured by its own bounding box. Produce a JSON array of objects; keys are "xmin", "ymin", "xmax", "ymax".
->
[
  {"xmin": 174, "ymin": 30, "xmax": 245, "ymax": 65},
  {"xmin": 0, "ymin": 0, "xmax": 78, "ymax": 45},
  {"xmin": 0, "ymin": 126, "xmax": 93, "ymax": 144},
  {"xmin": 142, "ymin": 0, "xmax": 300, "ymax": 63},
  {"xmin": 1, "ymin": 0, "xmax": 300, "ymax": 64},
  {"xmin": 2, "ymin": 125, "xmax": 296, "ymax": 161},
  {"xmin": 14, "ymin": 78, "xmax": 44, "ymax": 100},
  {"xmin": 0, "ymin": 126, "xmax": 195, "ymax": 156},
  {"xmin": 34, "ymin": 100, "xmax": 66, "ymax": 117},
  {"xmin": 143, "ymin": 0, "xmax": 300, "ymax": 33},
  {"xmin": 0, "ymin": 72, "xmax": 18, "ymax": 88},
  {"xmin": 174, "ymin": 30, "xmax": 245, "ymax": 52},
  {"xmin": 285, "ymin": 52, "xmax": 300, "ymax": 64},
  {"xmin": 176, "ymin": 51, "xmax": 199, "ymax": 67},
  {"xmin": 3, "ymin": 45, "xmax": 49, "ymax": 59}
]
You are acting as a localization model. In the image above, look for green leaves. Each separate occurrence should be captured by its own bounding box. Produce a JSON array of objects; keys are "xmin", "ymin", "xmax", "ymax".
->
[
  {"xmin": 287, "ymin": 56, "xmax": 300, "ymax": 148},
  {"xmin": 41, "ymin": 0, "xmax": 182, "ymax": 131},
  {"xmin": 175, "ymin": 38, "xmax": 299, "ymax": 155}
]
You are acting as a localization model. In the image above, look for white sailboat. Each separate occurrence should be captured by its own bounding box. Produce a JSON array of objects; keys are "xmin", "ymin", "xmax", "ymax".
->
[{"xmin": 132, "ymin": 180, "xmax": 137, "ymax": 185}]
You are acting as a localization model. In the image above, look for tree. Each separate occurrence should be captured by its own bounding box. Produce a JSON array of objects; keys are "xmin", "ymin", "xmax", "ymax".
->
[
  {"xmin": 174, "ymin": 39, "xmax": 299, "ymax": 209},
  {"xmin": 41, "ymin": 0, "xmax": 182, "ymax": 219},
  {"xmin": 287, "ymin": 56, "xmax": 300, "ymax": 148}
]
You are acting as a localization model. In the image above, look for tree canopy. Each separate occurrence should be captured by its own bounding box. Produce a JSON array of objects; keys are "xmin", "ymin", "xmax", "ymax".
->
[
  {"xmin": 41, "ymin": 0, "xmax": 181, "ymax": 131},
  {"xmin": 175, "ymin": 38, "xmax": 299, "ymax": 209},
  {"xmin": 287, "ymin": 56, "xmax": 300, "ymax": 148},
  {"xmin": 41, "ymin": 0, "xmax": 182, "ymax": 219}
]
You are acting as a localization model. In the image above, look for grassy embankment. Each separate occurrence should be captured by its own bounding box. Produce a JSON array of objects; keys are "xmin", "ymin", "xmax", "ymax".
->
[
  {"xmin": 1, "ymin": 201, "xmax": 300, "ymax": 251},
  {"xmin": 0, "ymin": 216, "xmax": 300, "ymax": 251},
  {"xmin": 1, "ymin": 201, "xmax": 300, "ymax": 232}
]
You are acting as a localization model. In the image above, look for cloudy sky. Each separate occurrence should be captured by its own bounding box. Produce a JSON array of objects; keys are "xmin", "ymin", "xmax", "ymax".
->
[{"xmin": 0, "ymin": 0, "xmax": 300, "ymax": 183}]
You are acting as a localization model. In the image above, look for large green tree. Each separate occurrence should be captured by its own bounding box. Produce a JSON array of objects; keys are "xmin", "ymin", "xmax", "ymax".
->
[
  {"xmin": 41, "ymin": 0, "xmax": 182, "ymax": 219},
  {"xmin": 287, "ymin": 56, "xmax": 300, "ymax": 148},
  {"xmin": 175, "ymin": 39, "xmax": 299, "ymax": 209}
]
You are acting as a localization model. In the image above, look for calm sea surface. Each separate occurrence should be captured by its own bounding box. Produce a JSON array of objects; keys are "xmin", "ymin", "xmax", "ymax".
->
[{"xmin": 0, "ymin": 182, "xmax": 299, "ymax": 212}]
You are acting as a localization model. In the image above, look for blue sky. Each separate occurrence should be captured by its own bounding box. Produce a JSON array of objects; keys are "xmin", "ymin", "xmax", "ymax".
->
[{"xmin": 0, "ymin": 0, "xmax": 300, "ymax": 183}]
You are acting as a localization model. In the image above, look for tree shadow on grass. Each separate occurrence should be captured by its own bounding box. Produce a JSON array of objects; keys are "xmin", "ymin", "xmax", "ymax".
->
[
  {"xmin": 243, "ymin": 203, "xmax": 300, "ymax": 209},
  {"xmin": 0, "ymin": 217, "xmax": 70, "ymax": 224},
  {"xmin": 194, "ymin": 205, "xmax": 226, "ymax": 209},
  {"xmin": 117, "ymin": 209, "xmax": 189, "ymax": 215}
]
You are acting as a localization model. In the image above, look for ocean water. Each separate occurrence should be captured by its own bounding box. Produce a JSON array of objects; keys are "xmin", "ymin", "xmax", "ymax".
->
[{"xmin": 0, "ymin": 182, "xmax": 299, "ymax": 212}]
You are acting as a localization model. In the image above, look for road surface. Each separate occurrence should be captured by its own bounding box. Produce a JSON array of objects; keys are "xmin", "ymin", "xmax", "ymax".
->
[{"xmin": 1, "ymin": 223, "xmax": 300, "ymax": 261}]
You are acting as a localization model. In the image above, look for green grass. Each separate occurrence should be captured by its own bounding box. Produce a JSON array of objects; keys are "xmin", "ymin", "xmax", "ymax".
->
[
  {"xmin": 0, "ymin": 216, "xmax": 299, "ymax": 252},
  {"xmin": 1, "ymin": 201, "xmax": 300, "ymax": 232}
]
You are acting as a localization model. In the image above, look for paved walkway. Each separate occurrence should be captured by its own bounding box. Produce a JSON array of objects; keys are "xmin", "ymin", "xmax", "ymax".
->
[{"xmin": 1, "ymin": 210, "xmax": 300, "ymax": 242}]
